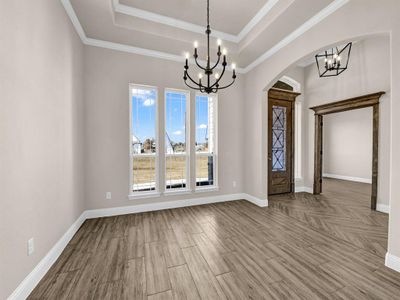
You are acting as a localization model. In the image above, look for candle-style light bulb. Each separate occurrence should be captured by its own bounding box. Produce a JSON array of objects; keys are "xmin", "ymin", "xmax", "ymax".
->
[
  {"xmin": 215, "ymin": 73, "xmax": 220, "ymax": 79},
  {"xmin": 198, "ymin": 73, "xmax": 203, "ymax": 79},
  {"xmin": 217, "ymin": 39, "xmax": 222, "ymax": 46},
  {"xmin": 194, "ymin": 41, "xmax": 198, "ymax": 57},
  {"xmin": 184, "ymin": 52, "xmax": 189, "ymax": 68},
  {"xmin": 231, "ymin": 63, "xmax": 236, "ymax": 70},
  {"xmin": 222, "ymin": 48, "xmax": 227, "ymax": 55}
]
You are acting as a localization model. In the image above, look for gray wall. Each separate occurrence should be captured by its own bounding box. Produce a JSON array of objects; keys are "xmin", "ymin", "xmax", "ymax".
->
[
  {"xmin": 303, "ymin": 36, "xmax": 391, "ymax": 204},
  {"xmin": 323, "ymin": 109, "xmax": 372, "ymax": 181},
  {"xmin": 242, "ymin": 0, "xmax": 400, "ymax": 261},
  {"xmin": 83, "ymin": 46, "xmax": 244, "ymax": 210},
  {"xmin": 0, "ymin": 0, "xmax": 85, "ymax": 298}
]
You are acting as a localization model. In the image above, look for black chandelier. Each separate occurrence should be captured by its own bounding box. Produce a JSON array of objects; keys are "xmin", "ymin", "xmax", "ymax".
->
[
  {"xmin": 315, "ymin": 42, "xmax": 352, "ymax": 77},
  {"xmin": 183, "ymin": 0, "xmax": 236, "ymax": 94}
]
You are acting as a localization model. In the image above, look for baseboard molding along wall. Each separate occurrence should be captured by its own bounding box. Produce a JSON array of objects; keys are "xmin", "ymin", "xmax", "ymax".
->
[
  {"xmin": 323, "ymin": 173, "xmax": 372, "ymax": 184},
  {"xmin": 8, "ymin": 193, "xmax": 267, "ymax": 300},
  {"xmin": 376, "ymin": 204, "xmax": 390, "ymax": 214},
  {"xmin": 7, "ymin": 212, "xmax": 87, "ymax": 300},
  {"xmin": 385, "ymin": 252, "xmax": 400, "ymax": 273}
]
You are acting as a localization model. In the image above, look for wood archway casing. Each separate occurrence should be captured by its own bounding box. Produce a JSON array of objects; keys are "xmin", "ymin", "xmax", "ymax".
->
[{"xmin": 310, "ymin": 92, "xmax": 385, "ymax": 210}]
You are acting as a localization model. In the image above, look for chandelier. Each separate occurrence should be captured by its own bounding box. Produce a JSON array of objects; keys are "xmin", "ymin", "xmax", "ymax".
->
[
  {"xmin": 183, "ymin": 0, "xmax": 236, "ymax": 94},
  {"xmin": 315, "ymin": 42, "xmax": 352, "ymax": 77}
]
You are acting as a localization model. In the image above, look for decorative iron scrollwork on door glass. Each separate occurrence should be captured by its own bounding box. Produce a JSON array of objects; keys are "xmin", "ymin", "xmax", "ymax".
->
[{"xmin": 272, "ymin": 105, "xmax": 286, "ymax": 171}]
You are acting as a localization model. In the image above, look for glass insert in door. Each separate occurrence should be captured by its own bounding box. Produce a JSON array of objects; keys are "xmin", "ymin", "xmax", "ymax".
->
[{"xmin": 272, "ymin": 105, "xmax": 286, "ymax": 171}]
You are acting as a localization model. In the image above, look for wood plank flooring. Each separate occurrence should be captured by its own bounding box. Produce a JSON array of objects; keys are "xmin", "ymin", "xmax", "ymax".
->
[{"xmin": 28, "ymin": 179, "xmax": 400, "ymax": 299}]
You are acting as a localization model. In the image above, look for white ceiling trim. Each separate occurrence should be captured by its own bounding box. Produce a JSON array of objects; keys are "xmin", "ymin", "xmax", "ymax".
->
[
  {"xmin": 113, "ymin": 0, "xmax": 238, "ymax": 42},
  {"xmin": 236, "ymin": 0, "xmax": 280, "ymax": 41},
  {"xmin": 242, "ymin": 0, "xmax": 349, "ymax": 73},
  {"xmin": 85, "ymin": 37, "xmax": 244, "ymax": 73},
  {"xmin": 61, "ymin": 0, "xmax": 349, "ymax": 74},
  {"xmin": 61, "ymin": 0, "xmax": 87, "ymax": 42},
  {"xmin": 112, "ymin": 0, "xmax": 280, "ymax": 44}
]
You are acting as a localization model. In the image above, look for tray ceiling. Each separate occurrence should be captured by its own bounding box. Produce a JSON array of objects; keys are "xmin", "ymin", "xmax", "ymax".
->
[{"xmin": 65, "ymin": 0, "xmax": 347, "ymax": 71}]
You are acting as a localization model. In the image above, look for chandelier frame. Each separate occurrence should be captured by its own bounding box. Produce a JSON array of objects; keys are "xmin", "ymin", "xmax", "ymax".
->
[{"xmin": 183, "ymin": 0, "xmax": 236, "ymax": 94}]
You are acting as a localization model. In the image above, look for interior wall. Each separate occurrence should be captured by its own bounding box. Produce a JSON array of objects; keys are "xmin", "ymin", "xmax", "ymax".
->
[
  {"xmin": 0, "ymin": 0, "xmax": 85, "ymax": 298},
  {"xmin": 303, "ymin": 35, "xmax": 390, "ymax": 205},
  {"xmin": 242, "ymin": 0, "xmax": 400, "ymax": 260},
  {"xmin": 278, "ymin": 67, "xmax": 307, "ymax": 187},
  {"xmin": 83, "ymin": 46, "xmax": 244, "ymax": 210},
  {"xmin": 323, "ymin": 109, "xmax": 373, "ymax": 181}
]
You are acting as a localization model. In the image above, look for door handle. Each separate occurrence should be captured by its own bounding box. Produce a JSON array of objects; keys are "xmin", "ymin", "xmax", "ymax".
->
[{"xmin": 268, "ymin": 157, "xmax": 272, "ymax": 161}]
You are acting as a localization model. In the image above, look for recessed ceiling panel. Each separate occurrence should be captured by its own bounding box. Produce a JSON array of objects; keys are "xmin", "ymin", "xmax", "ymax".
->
[{"xmin": 120, "ymin": 0, "xmax": 268, "ymax": 35}]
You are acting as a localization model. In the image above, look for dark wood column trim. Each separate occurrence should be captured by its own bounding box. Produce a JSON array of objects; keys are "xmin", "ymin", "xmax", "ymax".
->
[
  {"xmin": 371, "ymin": 104, "xmax": 379, "ymax": 210},
  {"xmin": 310, "ymin": 92, "xmax": 385, "ymax": 115},
  {"xmin": 314, "ymin": 115, "xmax": 323, "ymax": 194},
  {"xmin": 309, "ymin": 91, "xmax": 385, "ymax": 210},
  {"xmin": 269, "ymin": 88, "xmax": 301, "ymax": 101}
]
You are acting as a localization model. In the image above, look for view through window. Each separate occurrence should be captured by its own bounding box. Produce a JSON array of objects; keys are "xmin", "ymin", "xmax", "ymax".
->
[
  {"xmin": 165, "ymin": 90, "xmax": 189, "ymax": 190},
  {"xmin": 196, "ymin": 94, "xmax": 216, "ymax": 187},
  {"xmin": 130, "ymin": 86, "xmax": 157, "ymax": 193}
]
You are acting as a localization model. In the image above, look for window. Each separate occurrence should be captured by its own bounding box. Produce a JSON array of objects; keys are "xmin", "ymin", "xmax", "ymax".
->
[
  {"xmin": 130, "ymin": 85, "xmax": 158, "ymax": 194},
  {"xmin": 195, "ymin": 94, "xmax": 217, "ymax": 188},
  {"xmin": 165, "ymin": 90, "xmax": 189, "ymax": 191}
]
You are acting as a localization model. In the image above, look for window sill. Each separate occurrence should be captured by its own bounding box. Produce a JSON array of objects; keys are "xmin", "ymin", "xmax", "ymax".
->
[
  {"xmin": 163, "ymin": 189, "xmax": 192, "ymax": 196},
  {"xmin": 128, "ymin": 192, "xmax": 161, "ymax": 200},
  {"xmin": 195, "ymin": 186, "xmax": 219, "ymax": 193}
]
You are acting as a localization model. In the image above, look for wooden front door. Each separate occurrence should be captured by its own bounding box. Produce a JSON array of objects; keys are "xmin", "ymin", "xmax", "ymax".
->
[{"xmin": 268, "ymin": 88, "xmax": 300, "ymax": 195}]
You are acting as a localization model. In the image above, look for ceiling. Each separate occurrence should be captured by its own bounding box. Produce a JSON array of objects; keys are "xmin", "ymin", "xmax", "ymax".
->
[{"xmin": 65, "ymin": 0, "xmax": 348, "ymax": 72}]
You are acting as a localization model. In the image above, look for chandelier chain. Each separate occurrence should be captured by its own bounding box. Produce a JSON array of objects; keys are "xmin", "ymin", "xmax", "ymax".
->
[{"xmin": 182, "ymin": 0, "xmax": 236, "ymax": 94}]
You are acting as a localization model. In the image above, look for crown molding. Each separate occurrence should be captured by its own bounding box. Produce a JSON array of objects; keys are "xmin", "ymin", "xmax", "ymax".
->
[
  {"xmin": 61, "ymin": 0, "xmax": 87, "ymax": 42},
  {"xmin": 112, "ymin": 0, "xmax": 280, "ymax": 44},
  {"xmin": 236, "ymin": 0, "xmax": 280, "ymax": 41},
  {"xmin": 85, "ymin": 38, "xmax": 245, "ymax": 74},
  {"xmin": 61, "ymin": 0, "xmax": 349, "ymax": 74},
  {"xmin": 113, "ymin": 0, "xmax": 238, "ymax": 43},
  {"xmin": 242, "ymin": 0, "xmax": 349, "ymax": 73}
]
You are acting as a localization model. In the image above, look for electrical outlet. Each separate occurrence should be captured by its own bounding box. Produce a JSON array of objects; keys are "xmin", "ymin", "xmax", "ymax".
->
[
  {"xmin": 106, "ymin": 192, "xmax": 112, "ymax": 200},
  {"xmin": 232, "ymin": 181, "xmax": 237, "ymax": 188},
  {"xmin": 28, "ymin": 238, "xmax": 34, "ymax": 256}
]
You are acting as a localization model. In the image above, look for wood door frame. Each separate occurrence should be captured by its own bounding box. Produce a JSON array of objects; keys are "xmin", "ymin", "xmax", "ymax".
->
[
  {"xmin": 268, "ymin": 88, "xmax": 300, "ymax": 195},
  {"xmin": 310, "ymin": 91, "xmax": 385, "ymax": 210}
]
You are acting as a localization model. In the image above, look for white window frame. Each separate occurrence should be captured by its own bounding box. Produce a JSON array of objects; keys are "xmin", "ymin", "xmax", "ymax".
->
[
  {"xmin": 195, "ymin": 93, "xmax": 218, "ymax": 191},
  {"xmin": 129, "ymin": 84, "xmax": 160, "ymax": 198},
  {"xmin": 164, "ymin": 89, "xmax": 191, "ymax": 194}
]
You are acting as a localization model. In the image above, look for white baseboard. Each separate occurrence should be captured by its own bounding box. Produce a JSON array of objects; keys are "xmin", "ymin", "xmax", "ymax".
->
[
  {"xmin": 295, "ymin": 186, "xmax": 313, "ymax": 193},
  {"xmin": 7, "ymin": 212, "xmax": 86, "ymax": 300},
  {"xmin": 85, "ymin": 193, "xmax": 267, "ymax": 219},
  {"xmin": 243, "ymin": 193, "xmax": 268, "ymax": 207},
  {"xmin": 323, "ymin": 173, "xmax": 372, "ymax": 184},
  {"xmin": 376, "ymin": 204, "xmax": 390, "ymax": 214},
  {"xmin": 86, "ymin": 193, "xmax": 267, "ymax": 218},
  {"xmin": 385, "ymin": 252, "xmax": 400, "ymax": 273},
  {"xmin": 8, "ymin": 193, "xmax": 267, "ymax": 299}
]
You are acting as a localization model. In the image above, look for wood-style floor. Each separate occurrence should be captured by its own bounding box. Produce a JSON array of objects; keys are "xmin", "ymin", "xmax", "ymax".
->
[{"xmin": 29, "ymin": 179, "xmax": 400, "ymax": 299}]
